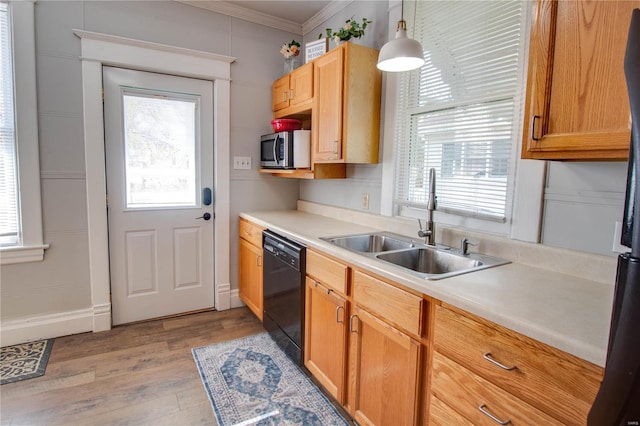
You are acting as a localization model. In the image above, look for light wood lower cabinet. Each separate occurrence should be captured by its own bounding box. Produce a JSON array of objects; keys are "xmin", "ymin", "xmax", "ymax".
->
[
  {"xmin": 432, "ymin": 303, "xmax": 604, "ymax": 425},
  {"xmin": 429, "ymin": 396, "xmax": 474, "ymax": 426},
  {"xmin": 431, "ymin": 352, "xmax": 561, "ymax": 425},
  {"xmin": 348, "ymin": 307, "xmax": 420, "ymax": 426},
  {"xmin": 304, "ymin": 276, "xmax": 348, "ymax": 404},
  {"xmin": 238, "ymin": 219, "xmax": 264, "ymax": 320},
  {"xmin": 302, "ymin": 246, "xmax": 602, "ymax": 426}
]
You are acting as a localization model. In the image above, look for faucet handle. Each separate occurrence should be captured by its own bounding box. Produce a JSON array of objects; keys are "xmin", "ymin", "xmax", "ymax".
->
[{"xmin": 461, "ymin": 238, "xmax": 477, "ymax": 255}]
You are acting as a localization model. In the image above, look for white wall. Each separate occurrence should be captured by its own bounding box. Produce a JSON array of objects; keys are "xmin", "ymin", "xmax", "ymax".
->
[
  {"xmin": 299, "ymin": 1, "xmax": 389, "ymax": 215},
  {"xmin": 0, "ymin": 1, "xmax": 299, "ymax": 327},
  {"xmin": 298, "ymin": 0, "xmax": 628, "ymax": 258},
  {"xmin": 542, "ymin": 162, "xmax": 627, "ymax": 256}
]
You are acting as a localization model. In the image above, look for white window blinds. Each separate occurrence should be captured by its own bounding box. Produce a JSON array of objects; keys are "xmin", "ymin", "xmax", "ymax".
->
[
  {"xmin": 0, "ymin": 2, "xmax": 20, "ymax": 246},
  {"xmin": 394, "ymin": 1, "xmax": 526, "ymax": 221}
]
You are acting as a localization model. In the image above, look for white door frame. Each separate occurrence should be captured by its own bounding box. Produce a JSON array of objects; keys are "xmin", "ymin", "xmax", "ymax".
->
[{"xmin": 74, "ymin": 30, "xmax": 236, "ymax": 332}]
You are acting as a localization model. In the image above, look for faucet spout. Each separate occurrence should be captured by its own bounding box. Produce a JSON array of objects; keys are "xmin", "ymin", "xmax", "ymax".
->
[{"xmin": 418, "ymin": 168, "xmax": 437, "ymax": 245}]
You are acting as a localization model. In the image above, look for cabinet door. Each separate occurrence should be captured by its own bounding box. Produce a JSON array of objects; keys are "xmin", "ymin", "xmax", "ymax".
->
[
  {"xmin": 290, "ymin": 62, "xmax": 313, "ymax": 107},
  {"xmin": 272, "ymin": 74, "xmax": 290, "ymax": 112},
  {"xmin": 304, "ymin": 277, "xmax": 348, "ymax": 403},
  {"xmin": 522, "ymin": 0, "xmax": 635, "ymax": 160},
  {"xmin": 313, "ymin": 47, "xmax": 343, "ymax": 162},
  {"xmin": 239, "ymin": 238, "xmax": 263, "ymax": 320},
  {"xmin": 348, "ymin": 307, "xmax": 420, "ymax": 426}
]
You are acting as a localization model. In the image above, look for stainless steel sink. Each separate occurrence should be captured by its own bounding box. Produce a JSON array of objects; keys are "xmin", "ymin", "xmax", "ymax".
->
[
  {"xmin": 375, "ymin": 248, "xmax": 481, "ymax": 274},
  {"xmin": 321, "ymin": 231, "xmax": 510, "ymax": 280},
  {"xmin": 320, "ymin": 232, "xmax": 416, "ymax": 253}
]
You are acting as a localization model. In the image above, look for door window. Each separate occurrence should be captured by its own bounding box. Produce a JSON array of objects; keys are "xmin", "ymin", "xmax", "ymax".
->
[{"xmin": 122, "ymin": 90, "xmax": 199, "ymax": 209}]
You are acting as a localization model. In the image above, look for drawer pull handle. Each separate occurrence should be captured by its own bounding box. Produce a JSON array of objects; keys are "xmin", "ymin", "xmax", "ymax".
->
[
  {"xmin": 478, "ymin": 404, "xmax": 511, "ymax": 425},
  {"xmin": 349, "ymin": 314, "xmax": 359, "ymax": 333},
  {"xmin": 336, "ymin": 305, "xmax": 344, "ymax": 324},
  {"xmin": 483, "ymin": 353, "xmax": 517, "ymax": 371}
]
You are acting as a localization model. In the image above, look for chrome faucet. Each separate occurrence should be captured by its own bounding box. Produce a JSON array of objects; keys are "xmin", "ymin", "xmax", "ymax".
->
[{"xmin": 418, "ymin": 168, "xmax": 437, "ymax": 245}]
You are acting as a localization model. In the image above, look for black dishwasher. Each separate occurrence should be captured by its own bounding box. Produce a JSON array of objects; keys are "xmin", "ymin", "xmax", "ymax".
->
[{"xmin": 262, "ymin": 230, "xmax": 306, "ymax": 366}]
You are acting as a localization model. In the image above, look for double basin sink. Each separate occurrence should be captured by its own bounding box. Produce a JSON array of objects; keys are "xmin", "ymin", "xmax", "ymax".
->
[{"xmin": 320, "ymin": 232, "xmax": 509, "ymax": 280}]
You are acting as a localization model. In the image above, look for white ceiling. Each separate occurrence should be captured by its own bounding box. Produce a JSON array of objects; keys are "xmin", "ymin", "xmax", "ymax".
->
[{"xmin": 178, "ymin": 0, "xmax": 352, "ymax": 35}]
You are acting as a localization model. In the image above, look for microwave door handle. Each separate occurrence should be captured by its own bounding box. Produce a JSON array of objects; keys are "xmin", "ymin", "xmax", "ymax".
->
[{"xmin": 274, "ymin": 136, "xmax": 280, "ymax": 165}]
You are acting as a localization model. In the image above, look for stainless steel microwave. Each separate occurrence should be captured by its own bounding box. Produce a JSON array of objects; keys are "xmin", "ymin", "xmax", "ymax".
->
[{"xmin": 260, "ymin": 131, "xmax": 294, "ymax": 169}]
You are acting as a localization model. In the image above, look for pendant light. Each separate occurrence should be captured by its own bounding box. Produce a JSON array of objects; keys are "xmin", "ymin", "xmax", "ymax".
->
[{"xmin": 377, "ymin": 0, "xmax": 425, "ymax": 72}]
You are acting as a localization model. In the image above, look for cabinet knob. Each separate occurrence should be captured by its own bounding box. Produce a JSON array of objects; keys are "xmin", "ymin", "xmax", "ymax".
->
[
  {"xmin": 335, "ymin": 305, "xmax": 344, "ymax": 324},
  {"xmin": 256, "ymin": 255, "xmax": 262, "ymax": 267}
]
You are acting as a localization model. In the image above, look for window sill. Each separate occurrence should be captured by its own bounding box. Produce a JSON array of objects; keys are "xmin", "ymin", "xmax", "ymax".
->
[{"xmin": 0, "ymin": 244, "xmax": 50, "ymax": 265}]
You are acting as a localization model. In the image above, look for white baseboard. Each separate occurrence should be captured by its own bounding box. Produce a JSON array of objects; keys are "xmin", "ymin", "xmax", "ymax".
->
[
  {"xmin": 230, "ymin": 289, "xmax": 246, "ymax": 309},
  {"xmin": 0, "ymin": 308, "xmax": 94, "ymax": 347},
  {"xmin": 216, "ymin": 281, "xmax": 231, "ymax": 311}
]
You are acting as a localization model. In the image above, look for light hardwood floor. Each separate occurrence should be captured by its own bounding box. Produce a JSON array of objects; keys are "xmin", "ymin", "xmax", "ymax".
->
[{"xmin": 0, "ymin": 307, "xmax": 265, "ymax": 426}]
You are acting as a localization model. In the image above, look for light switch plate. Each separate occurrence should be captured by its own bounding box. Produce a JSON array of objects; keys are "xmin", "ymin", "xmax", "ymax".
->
[{"xmin": 233, "ymin": 156, "xmax": 252, "ymax": 170}]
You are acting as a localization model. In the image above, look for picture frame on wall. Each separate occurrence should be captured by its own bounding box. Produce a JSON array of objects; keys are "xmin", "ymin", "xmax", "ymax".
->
[{"xmin": 305, "ymin": 38, "xmax": 329, "ymax": 63}]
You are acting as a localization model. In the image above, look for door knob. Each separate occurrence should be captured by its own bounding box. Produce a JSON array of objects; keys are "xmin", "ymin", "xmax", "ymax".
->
[{"xmin": 196, "ymin": 212, "xmax": 212, "ymax": 221}]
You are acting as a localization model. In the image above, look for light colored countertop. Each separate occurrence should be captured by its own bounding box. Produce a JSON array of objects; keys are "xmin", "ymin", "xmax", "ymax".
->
[{"xmin": 240, "ymin": 209, "xmax": 614, "ymax": 367}]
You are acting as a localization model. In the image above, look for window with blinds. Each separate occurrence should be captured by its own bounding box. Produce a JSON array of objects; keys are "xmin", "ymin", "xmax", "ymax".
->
[
  {"xmin": 394, "ymin": 1, "xmax": 526, "ymax": 222},
  {"xmin": 0, "ymin": 2, "xmax": 20, "ymax": 246}
]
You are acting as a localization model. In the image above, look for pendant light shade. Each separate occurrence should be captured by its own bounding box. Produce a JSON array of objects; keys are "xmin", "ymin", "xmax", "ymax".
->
[{"xmin": 377, "ymin": 18, "xmax": 425, "ymax": 72}]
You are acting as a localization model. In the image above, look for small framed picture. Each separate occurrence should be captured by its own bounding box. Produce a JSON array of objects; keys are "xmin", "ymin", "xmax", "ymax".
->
[{"xmin": 305, "ymin": 38, "xmax": 329, "ymax": 63}]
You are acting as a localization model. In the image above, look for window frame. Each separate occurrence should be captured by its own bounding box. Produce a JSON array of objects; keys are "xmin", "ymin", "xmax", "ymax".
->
[
  {"xmin": 0, "ymin": 0, "xmax": 47, "ymax": 265},
  {"xmin": 380, "ymin": 0, "xmax": 545, "ymax": 241}
]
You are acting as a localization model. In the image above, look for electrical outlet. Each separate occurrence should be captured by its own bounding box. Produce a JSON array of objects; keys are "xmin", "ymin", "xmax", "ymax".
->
[
  {"xmin": 362, "ymin": 193, "xmax": 370, "ymax": 210},
  {"xmin": 233, "ymin": 156, "xmax": 252, "ymax": 170}
]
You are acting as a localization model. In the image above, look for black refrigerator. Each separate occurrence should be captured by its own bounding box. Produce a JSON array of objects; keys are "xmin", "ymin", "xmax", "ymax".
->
[{"xmin": 588, "ymin": 8, "xmax": 640, "ymax": 426}]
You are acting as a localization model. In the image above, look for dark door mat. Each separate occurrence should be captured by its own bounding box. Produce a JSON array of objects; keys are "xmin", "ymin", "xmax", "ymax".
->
[{"xmin": 1, "ymin": 339, "xmax": 55, "ymax": 385}]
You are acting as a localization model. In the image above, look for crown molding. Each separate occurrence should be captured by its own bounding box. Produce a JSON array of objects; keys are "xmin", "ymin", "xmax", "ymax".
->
[
  {"xmin": 178, "ymin": 1, "xmax": 303, "ymax": 35},
  {"xmin": 302, "ymin": 1, "xmax": 353, "ymax": 36},
  {"xmin": 176, "ymin": 1, "xmax": 351, "ymax": 37}
]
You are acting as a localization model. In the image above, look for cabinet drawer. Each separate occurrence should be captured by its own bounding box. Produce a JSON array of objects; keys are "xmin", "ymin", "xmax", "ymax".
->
[
  {"xmin": 431, "ymin": 352, "xmax": 561, "ymax": 425},
  {"xmin": 353, "ymin": 270, "xmax": 422, "ymax": 337},
  {"xmin": 306, "ymin": 249, "xmax": 348, "ymax": 295},
  {"xmin": 429, "ymin": 396, "xmax": 473, "ymax": 426},
  {"xmin": 433, "ymin": 304, "xmax": 603, "ymax": 424},
  {"xmin": 239, "ymin": 218, "xmax": 264, "ymax": 247}
]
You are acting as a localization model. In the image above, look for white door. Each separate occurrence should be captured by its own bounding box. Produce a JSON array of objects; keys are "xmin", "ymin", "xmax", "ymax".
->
[{"xmin": 103, "ymin": 67, "xmax": 214, "ymax": 325}]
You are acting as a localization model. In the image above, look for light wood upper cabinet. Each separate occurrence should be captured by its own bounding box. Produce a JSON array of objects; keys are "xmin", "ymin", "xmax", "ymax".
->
[
  {"xmin": 312, "ymin": 43, "xmax": 381, "ymax": 164},
  {"xmin": 238, "ymin": 219, "xmax": 265, "ymax": 320},
  {"xmin": 304, "ymin": 277, "xmax": 348, "ymax": 404},
  {"xmin": 272, "ymin": 62, "xmax": 313, "ymax": 116},
  {"xmin": 522, "ymin": 0, "xmax": 636, "ymax": 160}
]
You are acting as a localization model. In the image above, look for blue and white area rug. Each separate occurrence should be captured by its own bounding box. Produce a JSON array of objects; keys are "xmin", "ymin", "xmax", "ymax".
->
[
  {"xmin": 0, "ymin": 339, "xmax": 54, "ymax": 385},
  {"xmin": 192, "ymin": 333, "xmax": 348, "ymax": 426}
]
